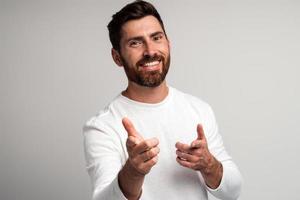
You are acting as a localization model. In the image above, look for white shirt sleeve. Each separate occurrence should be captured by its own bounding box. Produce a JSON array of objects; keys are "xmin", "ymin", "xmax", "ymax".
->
[
  {"xmin": 204, "ymin": 106, "xmax": 243, "ymax": 200},
  {"xmin": 83, "ymin": 122, "xmax": 127, "ymax": 200}
]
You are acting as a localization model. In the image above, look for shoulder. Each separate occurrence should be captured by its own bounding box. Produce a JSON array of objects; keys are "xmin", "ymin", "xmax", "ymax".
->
[
  {"xmin": 84, "ymin": 106, "xmax": 111, "ymax": 131},
  {"xmin": 83, "ymin": 95, "xmax": 122, "ymax": 133}
]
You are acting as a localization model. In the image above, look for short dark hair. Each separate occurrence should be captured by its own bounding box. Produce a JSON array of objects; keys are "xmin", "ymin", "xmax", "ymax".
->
[{"xmin": 107, "ymin": 0, "xmax": 167, "ymax": 52}]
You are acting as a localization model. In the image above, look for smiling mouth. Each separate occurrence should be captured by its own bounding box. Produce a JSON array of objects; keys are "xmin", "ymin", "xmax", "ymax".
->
[{"xmin": 139, "ymin": 60, "xmax": 161, "ymax": 71}]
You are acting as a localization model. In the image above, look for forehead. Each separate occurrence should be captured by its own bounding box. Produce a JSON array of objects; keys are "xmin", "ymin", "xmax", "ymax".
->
[{"xmin": 120, "ymin": 15, "xmax": 164, "ymax": 40}]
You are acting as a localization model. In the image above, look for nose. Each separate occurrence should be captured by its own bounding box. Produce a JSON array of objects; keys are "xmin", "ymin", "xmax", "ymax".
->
[{"xmin": 143, "ymin": 40, "xmax": 156, "ymax": 57}]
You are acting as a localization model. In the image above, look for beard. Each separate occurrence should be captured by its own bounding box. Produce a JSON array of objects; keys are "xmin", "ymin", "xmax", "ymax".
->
[{"xmin": 121, "ymin": 53, "xmax": 170, "ymax": 87}]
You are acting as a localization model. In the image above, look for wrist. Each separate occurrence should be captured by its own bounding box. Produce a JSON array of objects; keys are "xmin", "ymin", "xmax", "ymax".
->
[
  {"xmin": 118, "ymin": 161, "xmax": 144, "ymax": 199},
  {"xmin": 204, "ymin": 156, "xmax": 221, "ymax": 175},
  {"xmin": 118, "ymin": 160, "xmax": 145, "ymax": 200},
  {"xmin": 202, "ymin": 156, "xmax": 223, "ymax": 189}
]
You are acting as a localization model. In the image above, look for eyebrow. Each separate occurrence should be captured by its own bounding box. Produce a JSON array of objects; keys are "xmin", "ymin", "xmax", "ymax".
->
[
  {"xmin": 126, "ymin": 31, "xmax": 165, "ymax": 43},
  {"xmin": 150, "ymin": 31, "xmax": 164, "ymax": 38}
]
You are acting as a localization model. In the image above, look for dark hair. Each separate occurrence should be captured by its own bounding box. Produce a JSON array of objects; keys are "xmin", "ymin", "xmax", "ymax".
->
[{"xmin": 107, "ymin": 0, "xmax": 167, "ymax": 52}]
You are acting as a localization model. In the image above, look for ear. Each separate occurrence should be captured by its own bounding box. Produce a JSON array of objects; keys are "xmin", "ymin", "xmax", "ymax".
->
[{"xmin": 111, "ymin": 48, "xmax": 123, "ymax": 67}]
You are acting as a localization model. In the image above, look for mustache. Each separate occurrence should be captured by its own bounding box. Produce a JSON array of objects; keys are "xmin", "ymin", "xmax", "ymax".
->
[{"xmin": 137, "ymin": 54, "xmax": 163, "ymax": 66}]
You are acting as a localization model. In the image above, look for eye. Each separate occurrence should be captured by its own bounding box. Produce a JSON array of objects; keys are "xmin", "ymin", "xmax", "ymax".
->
[
  {"xmin": 153, "ymin": 34, "xmax": 163, "ymax": 41},
  {"xmin": 129, "ymin": 40, "xmax": 142, "ymax": 47}
]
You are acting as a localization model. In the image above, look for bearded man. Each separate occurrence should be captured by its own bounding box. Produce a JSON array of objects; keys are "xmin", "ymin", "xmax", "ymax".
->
[{"xmin": 83, "ymin": 1, "xmax": 242, "ymax": 200}]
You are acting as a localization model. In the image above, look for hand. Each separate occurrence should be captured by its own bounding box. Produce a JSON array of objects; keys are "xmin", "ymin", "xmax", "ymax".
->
[
  {"xmin": 119, "ymin": 117, "xmax": 160, "ymax": 200},
  {"xmin": 122, "ymin": 117, "xmax": 160, "ymax": 176},
  {"xmin": 175, "ymin": 124, "xmax": 223, "ymax": 188}
]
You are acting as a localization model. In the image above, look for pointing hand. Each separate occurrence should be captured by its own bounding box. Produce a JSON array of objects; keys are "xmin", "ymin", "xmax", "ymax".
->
[
  {"xmin": 122, "ymin": 117, "xmax": 160, "ymax": 176},
  {"xmin": 175, "ymin": 124, "xmax": 223, "ymax": 188}
]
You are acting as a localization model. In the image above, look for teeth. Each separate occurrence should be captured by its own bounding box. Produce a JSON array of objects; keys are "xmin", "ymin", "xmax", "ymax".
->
[{"xmin": 143, "ymin": 61, "xmax": 159, "ymax": 67}]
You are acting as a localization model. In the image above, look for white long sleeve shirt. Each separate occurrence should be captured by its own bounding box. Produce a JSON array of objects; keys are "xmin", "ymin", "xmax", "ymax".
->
[{"xmin": 83, "ymin": 87, "xmax": 242, "ymax": 200}]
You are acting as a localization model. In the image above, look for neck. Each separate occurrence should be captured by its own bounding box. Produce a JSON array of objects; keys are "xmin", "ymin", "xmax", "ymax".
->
[{"xmin": 122, "ymin": 80, "xmax": 169, "ymax": 104}]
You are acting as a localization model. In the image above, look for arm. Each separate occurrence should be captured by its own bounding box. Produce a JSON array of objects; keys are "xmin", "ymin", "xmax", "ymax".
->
[
  {"xmin": 175, "ymin": 124, "xmax": 223, "ymax": 189},
  {"xmin": 118, "ymin": 160, "xmax": 145, "ymax": 200},
  {"xmin": 83, "ymin": 124, "xmax": 127, "ymax": 200},
  {"xmin": 176, "ymin": 106, "xmax": 242, "ymax": 200},
  {"xmin": 83, "ymin": 117, "xmax": 159, "ymax": 200},
  {"xmin": 118, "ymin": 118, "xmax": 159, "ymax": 200},
  {"xmin": 204, "ymin": 106, "xmax": 242, "ymax": 200}
]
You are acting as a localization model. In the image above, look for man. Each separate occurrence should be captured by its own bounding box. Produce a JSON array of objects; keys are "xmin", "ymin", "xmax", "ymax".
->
[{"xmin": 83, "ymin": 1, "xmax": 242, "ymax": 200}]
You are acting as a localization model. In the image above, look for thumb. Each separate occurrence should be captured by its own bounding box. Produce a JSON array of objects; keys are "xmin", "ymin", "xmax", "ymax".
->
[
  {"xmin": 197, "ymin": 123, "xmax": 206, "ymax": 141},
  {"xmin": 122, "ymin": 117, "xmax": 143, "ymax": 139}
]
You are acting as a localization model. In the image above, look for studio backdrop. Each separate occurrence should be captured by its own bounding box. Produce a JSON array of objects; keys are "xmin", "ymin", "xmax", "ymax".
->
[{"xmin": 1, "ymin": 0, "xmax": 299, "ymax": 199}]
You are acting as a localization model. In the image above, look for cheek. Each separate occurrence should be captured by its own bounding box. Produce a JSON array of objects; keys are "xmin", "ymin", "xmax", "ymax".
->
[
  {"xmin": 128, "ymin": 51, "xmax": 144, "ymax": 64},
  {"xmin": 159, "ymin": 43, "xmax": 170, "ymax": 56}
]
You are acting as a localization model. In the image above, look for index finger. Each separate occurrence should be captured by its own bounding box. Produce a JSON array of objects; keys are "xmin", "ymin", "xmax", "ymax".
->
[
  {"xmin": 175, "ymin": 142, "xmax": 191, "ymax": 153},
  {"xmin": 122, "ymin": 117, "xmax": 139, "ymax": 138},
  {"xmin": 197, "ymin": 124, "xmax": 206, "ymax": 141}
]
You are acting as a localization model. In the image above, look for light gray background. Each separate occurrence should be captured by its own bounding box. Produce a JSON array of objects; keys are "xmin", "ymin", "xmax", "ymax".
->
[{"xmin": 1, "ymin": 0, "xmax": 299, "ymax": 199}]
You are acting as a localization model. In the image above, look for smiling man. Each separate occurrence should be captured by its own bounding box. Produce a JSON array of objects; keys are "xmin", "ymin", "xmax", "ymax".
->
[
  {"xmin": 116, "ymin": 15, "xmax": 170, "ymax": 88},
  {"xmin": 83, "ymin": 1, "xmax": 242, "ymax": 200}
]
